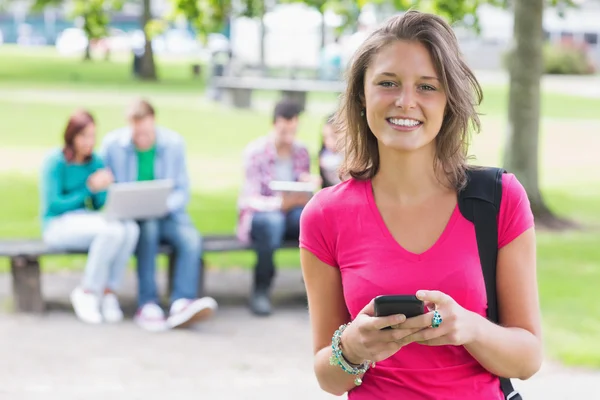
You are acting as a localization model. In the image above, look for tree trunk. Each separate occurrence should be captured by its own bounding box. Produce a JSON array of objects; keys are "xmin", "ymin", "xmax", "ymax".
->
[
  {"xmin": 503, "ymin": 0, "xmax": 572, "ymax": 229},
  {"xmin": 83, "ymin": 42, "xmax": 92, "ymax": 61},
  {"xmin": 139, "ymin": 0, "xmax": 157, "ymax": 81},
  {"xmin": 83, "ymin": 19, "xmax": 92, "ymax": 61}
]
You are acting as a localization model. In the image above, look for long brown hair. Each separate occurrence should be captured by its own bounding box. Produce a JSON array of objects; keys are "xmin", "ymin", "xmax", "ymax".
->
[
  {"xmin": 63, "ymin": 109, "xmax": 95, "ymax": 162},
  {"xmin": 335, "ymin": 10, "xmax": 483, "ymax": 190}
]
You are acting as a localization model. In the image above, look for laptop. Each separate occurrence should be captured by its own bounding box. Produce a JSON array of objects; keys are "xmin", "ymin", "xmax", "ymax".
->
[
  {"xmin": 268, "ymin": 180, "xmax": 317, "ymax": 193},
  {"xmin": 103, "ymin": 179, "xmax": 174, "ymax": 220}
]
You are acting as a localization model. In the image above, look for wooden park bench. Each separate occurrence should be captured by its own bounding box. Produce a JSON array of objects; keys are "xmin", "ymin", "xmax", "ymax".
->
[
  {"xmin": 0, "ymin": 235, "xmax": 299, "ymax": 314},
  {"xmin": 212, "ymin": 76, "xmax": 346, "ymax": 111}
]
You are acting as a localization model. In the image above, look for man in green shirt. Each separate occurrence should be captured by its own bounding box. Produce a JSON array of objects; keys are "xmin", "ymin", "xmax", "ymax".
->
[{"xmin": 101, "ymin": 99, "xmax": 217, "ymax": 332}]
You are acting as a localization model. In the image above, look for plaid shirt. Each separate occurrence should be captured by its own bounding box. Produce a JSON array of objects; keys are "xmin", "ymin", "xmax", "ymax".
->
[{"xmin": 236, "ymin": 135, "xmax": 311, "ymax": 243}]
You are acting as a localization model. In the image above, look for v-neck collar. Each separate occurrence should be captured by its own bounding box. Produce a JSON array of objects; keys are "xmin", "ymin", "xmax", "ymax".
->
[{"xmin": 364, "ymin": 179, "xmax": 459, "ymax": 262}]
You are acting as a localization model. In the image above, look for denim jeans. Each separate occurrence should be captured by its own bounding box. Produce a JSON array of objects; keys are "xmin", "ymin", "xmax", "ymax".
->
[
  {"xmin": 43, "ymin": 211, "xmax": 139, "ymax": 294},
  {"xmin": 250, "ymin": 206, "xmax": 303, "ymax": 290},
  {"xmin": 135, "ymin": 215, "xmax": 202, "ymax": 307}
]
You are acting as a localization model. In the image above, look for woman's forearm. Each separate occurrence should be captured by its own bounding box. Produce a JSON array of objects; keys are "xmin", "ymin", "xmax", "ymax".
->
[
  {"xmin": 465, "ymin": 313, "xmax": 543, "ymax": 380},
  {"xmin": 314, "ymin": 345, "xmax": 364, "ymax": 396}
]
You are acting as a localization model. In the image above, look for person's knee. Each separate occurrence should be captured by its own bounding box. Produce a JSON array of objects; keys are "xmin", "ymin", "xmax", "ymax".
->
[
  {"xmin": 124, "ymin": 221, "xmax": 140, "ymax": 243},
  {"xmin": 101, "ymin": 221, "xmax": 126, "ymax": 244},
  {"xmin": 252, "ymin": 212, "xmax": 285, "ymax": 247},
  {"xmin": 137, "ymin": 219, "xmax": 159, "ymax": 244},
  {"xmin": 172, "ymin": 224, "xmax": 201, "ymax": 256}
]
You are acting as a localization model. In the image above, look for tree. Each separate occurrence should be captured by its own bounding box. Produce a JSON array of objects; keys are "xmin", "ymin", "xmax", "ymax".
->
[
  {"xmin": 168, "ymin": 0, "xmax": 267, "ymax": 69},
  {"xmin": 138, "ymin": 0, "xmax": 157, "ymax": 80},
  {"xmin": 32, "ymin": 0, "xmax": 123, "ymax": 61},
  {"xmin": 503, "ymin": 0, "xmax": 575, "ymax": 228}
]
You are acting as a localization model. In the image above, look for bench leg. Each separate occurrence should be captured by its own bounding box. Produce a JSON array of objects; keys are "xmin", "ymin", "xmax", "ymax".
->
[
  {"xmin": 223, "ymin": 88, "xmax": 252, "ymax": 108},
  {"xmin": 10, "ymin": 256, "xmax": 45, "ymax": 313}
]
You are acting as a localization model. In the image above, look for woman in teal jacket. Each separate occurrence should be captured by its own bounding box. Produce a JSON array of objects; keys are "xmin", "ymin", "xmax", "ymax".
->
[{"xmin": 40, "ymin": 109, "xmax": 139, "ymax": 325}]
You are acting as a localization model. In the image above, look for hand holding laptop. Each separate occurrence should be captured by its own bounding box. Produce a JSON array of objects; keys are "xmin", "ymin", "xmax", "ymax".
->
[
  {"xmin": 281, "ymin": 191, "xmax": 311, "ymax": 211},
  {"xmin": 88, "ymin": 169, "xmax": 114, "ymax": 193},
  {"xmin": 298, "ymin": 172, "xmax": 323, "ymax": 189}
]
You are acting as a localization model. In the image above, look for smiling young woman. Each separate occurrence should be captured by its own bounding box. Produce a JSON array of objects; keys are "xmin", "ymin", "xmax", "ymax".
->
[{"xmin": 299, "ymin": 10, "xmax": 542, "ymax": 400}]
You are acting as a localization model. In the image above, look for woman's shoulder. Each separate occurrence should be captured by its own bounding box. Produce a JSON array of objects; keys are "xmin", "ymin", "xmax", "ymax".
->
[
  {"xmin": 305, "ymin": 178, "xmax": 368, "ymax": 220},
  {"xmin": 315, "ymin": 178, "xmax": 366, "ymax": 205},
  {"xmin": 42, "ymin": 148, "xmax": 66, "ymax": 167},
  {"xmin": 500, "ymin": 172, "xmax": 527, "ymax": 204}
]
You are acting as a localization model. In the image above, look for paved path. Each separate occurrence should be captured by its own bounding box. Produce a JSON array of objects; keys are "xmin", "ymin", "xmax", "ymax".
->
[{"xmin": 1, "ymin": 268, "xmax": 598, "ymax": 399}]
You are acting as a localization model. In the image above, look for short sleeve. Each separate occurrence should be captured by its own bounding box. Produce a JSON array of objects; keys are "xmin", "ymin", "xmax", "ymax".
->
[
  {"xmin": 498, "ymin": 173, "xmax": 535, "ymax": 248},
  {"xmin": 299, "ymin": 193, "xmax": 338, "ymax": 267}
]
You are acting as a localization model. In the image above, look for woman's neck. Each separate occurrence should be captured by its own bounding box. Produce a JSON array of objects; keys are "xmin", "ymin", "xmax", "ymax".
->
[
  {"xmin": 72, "ymin": 153, "xmax": 87, "ymax": 163},
  {"xmin": 372, "ymin": 144, "xmax": 448, "ymax": 205}
]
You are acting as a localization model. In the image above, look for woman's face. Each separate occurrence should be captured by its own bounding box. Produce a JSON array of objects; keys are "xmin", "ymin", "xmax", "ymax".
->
[
  {"xmin": 73, "ymin": 123, "xmax": 96, "ymax": 158},
  {"xmin": 363, "ymin": 40, "xmax": 447, "ymax": 154},
  {"xmin": 322, "ymin": 123, "xmax": 340, "ymax": 152}
]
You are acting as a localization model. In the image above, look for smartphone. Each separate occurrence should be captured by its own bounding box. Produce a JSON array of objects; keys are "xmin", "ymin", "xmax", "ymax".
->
[{"xmin": 374, "ymin": 295, "xmax": 425, "ymax": 319}]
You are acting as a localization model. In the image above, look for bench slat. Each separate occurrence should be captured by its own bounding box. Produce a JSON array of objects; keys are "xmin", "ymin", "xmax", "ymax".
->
[{"xmin": 0, "ymin": 236, "xmax": 299, "ymax": 257}]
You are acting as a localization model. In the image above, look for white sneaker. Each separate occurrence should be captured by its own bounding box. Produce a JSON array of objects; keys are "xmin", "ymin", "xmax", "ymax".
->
[
  {"xmin": 134, "ymin": 303, "xmax": 167, "ymax": 332},
  {"xmin": 70, "ymin": 287, "xmax": 102, "ymax": 324},
  {"xmin": 167, "ymin": 297, "xmax": 218, "ymax": 329},
  {"xmin": 101, "ymin": 293, "xmax": 124, "ymax": 323}
]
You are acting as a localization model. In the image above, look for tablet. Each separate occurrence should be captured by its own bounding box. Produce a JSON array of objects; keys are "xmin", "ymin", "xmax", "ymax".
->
[
  {"xmin": 103, "ymin": 179, "xmax": 174, "ymax": 220},
  {"xmin": 268, "ymin": 180, "xmax": 317, "ymax": 193}
]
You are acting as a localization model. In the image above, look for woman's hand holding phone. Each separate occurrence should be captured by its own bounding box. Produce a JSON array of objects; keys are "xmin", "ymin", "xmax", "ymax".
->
[
  {"xmin": 392, "ymin": 290, "xmax": 480, "ymax": 347},
  {"xmin": 339, "ymin": 298, "xmax": 423, "ymax": 365}
]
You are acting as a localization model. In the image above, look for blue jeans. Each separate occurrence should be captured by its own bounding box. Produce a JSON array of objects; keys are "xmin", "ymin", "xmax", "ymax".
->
[
  {"xmin": 250, "ymin": 206, "xmax": 303, "ymax": 290},
  {"xmin": 135, "ymin": 215, "xmax": 202, "ymax": 307},
  {"xmin": 43, "ymin": 211, "xmax": 139, "ymax": 294}
]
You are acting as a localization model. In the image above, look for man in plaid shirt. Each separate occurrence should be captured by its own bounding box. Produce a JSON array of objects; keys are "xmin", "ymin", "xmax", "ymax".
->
[{"xmin": 237, "ymin": 99, "xmax": 320, "ymax": 316}]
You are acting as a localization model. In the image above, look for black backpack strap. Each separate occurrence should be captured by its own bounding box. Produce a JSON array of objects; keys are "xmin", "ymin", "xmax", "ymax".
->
[{"xmin": 458, "ymin": 167, "xmax": 522, "ymax": 400}]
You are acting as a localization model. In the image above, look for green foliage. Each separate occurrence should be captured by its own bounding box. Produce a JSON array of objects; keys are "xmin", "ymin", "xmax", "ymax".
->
[
  {"xmin": 234, "ymin": 0, "xmax": 267, "ymax": 17},
  {"xmin": 279, "ymin": 0, "xmax": 330, "ymax": 13},
  {"xmin": 145, "ymin": 18, "xmax": 169, "ymax": 40},
  {"xmin": 502, "ymin": 39, "xmax": 596, "ymax": 76},
  {"xmin": 33, "ymin": 0, "xmax": 123, "ymax": 41},
  {"xmin": 167, "ymin": 0, "xmax": 275, "ymax": 42},
  {"xmin": 280, "ymin": 0, "xmax": 577, "ymax": 37},
  {"xmin": 167, "ymin": 0, "xmax": 234, "ymax": 41},
  {"xmin": 543, "ymin": 41, "xmax": 596, "ymax": 75}
]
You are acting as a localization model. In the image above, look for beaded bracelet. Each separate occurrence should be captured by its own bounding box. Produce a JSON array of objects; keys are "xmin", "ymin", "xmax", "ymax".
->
[{"xmin": 329, "ymin": 323, "xmax": 375, "ymax": 386}]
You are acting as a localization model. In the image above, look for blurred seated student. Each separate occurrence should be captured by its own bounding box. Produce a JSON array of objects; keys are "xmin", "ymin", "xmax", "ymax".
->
[
  {"xmin": 100, "ymin": 99, "xmax": 217, "ymax": 332},
  {"xmin": 237, "ymin": 98, "xmax": 321, "ymax": 316},
  {"xmin": 319, "ymin": 113, "xmax": 345, "ymax": 188},
  {"xmin": 40, "ymin": 109, "xmax": 139, "ymax": 325}
]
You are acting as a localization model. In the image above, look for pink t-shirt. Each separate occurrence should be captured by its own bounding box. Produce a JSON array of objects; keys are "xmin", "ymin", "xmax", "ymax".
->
[{"xmin": 299, "ymin": 173, "xmax": 534, "ymax": 400}]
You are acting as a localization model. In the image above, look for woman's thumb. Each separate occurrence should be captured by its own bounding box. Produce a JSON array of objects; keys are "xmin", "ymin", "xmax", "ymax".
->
[{"xmin": 359, "ymin": 298, "xmax": 375, "ymax": 317}]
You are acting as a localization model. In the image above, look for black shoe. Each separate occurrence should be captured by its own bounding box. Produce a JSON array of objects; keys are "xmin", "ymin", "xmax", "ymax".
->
[{"xmin": 250, "ymin": 288, "xmax": 272, "ymax": 316}]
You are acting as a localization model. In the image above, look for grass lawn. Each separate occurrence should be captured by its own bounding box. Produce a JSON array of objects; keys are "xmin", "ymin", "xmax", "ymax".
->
[{"xmin": 0, "ymin": 47, "xmax": 599, "ymax": 368}]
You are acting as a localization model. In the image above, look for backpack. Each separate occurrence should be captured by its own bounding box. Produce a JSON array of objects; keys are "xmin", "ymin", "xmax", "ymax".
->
[{"xmin": 457, "ymin": 167, "xmax": 522, "ymax": 400}]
